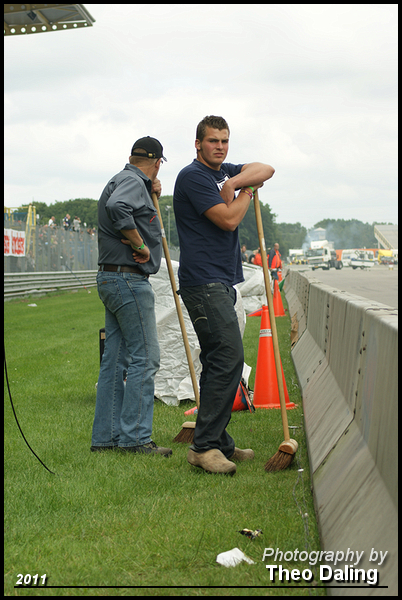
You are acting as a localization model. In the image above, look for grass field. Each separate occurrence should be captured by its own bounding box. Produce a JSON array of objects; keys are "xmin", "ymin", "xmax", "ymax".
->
[{"xmin": 4, "ymin": 287, "xmax": 325, "ymax": 596}]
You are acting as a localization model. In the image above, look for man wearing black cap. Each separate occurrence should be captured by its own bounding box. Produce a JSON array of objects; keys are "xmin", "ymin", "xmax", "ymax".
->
[{"xmin": 91, "ymin": 136, "xmax": 172, "ymax": 457}]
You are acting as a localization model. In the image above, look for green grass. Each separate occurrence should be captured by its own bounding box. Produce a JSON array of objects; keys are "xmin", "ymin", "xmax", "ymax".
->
[{"xmin": 4, "ymin": 289, "xmax": 325, "ymax": 596}]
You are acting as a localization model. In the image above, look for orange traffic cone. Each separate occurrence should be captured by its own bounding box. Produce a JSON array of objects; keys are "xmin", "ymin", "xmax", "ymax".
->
[
  {"xmin": 253, "ymin": 305, "xmax": 295, "ymax": 409},
  {"xmin": 273, "ymin": 279, "xmax": 286, "ymax": 316},
  {"xmin": 232, "ymin": 380, "xmax": 254, "ymax": 412},
  {"xmin": 247, "ymin": 308, "xmax": 263, "ymax": 317}
]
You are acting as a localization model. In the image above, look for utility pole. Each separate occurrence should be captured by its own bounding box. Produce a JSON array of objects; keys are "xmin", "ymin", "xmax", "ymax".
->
[{"xmin": 166, "ymin": 205, "xmax": 171, "ymax": 248}]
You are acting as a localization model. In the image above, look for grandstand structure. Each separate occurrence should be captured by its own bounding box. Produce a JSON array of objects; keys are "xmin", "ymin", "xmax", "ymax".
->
[{"xmin": 374, "ymin": 224, "xmax": 398, "ymax": 250}]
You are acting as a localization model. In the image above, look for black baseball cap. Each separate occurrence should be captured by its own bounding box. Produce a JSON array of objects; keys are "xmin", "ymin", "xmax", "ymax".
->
[{"xmin": 131, "ymin": 136, "xmax": 167, "ymax": 162}]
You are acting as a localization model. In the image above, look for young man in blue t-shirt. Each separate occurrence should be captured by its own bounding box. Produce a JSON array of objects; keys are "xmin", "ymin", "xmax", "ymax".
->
[{"xmin": 173, "ymin": 115, "xmax": 275, "ymax": 475}]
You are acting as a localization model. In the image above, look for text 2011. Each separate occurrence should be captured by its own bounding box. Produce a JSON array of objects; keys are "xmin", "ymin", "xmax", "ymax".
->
[{"xmin": 15, "ymin": 574, "xmax": 47, "ymax": 586}]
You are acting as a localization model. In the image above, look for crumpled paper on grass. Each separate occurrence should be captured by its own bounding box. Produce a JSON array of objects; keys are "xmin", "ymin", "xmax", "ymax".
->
[{"xmin": 216, "ymin": 547, "xmax": 255, "ymax": 567}]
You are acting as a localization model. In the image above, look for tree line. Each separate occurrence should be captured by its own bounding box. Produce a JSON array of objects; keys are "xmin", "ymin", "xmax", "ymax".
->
[
  {"xmin": 25, "ymin": 197, "xmax": 389, "ymax": 258},
  {"xmin": 33, "ymin": 198, "xmax": 98, "ymax": 231}
]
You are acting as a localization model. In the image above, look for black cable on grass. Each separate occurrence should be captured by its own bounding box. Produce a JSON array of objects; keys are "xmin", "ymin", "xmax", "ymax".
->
[{"xmin": 4, "ymin": 347, "xmax": 56, "ymax": 475}]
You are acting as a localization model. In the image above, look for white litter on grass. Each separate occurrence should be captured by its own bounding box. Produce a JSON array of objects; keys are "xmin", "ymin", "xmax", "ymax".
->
[
  {"xmin": 28, "ymin": 304, "xmax": 37, "ymax": 307},
  {"xmin": 216, "ymin": 547, "xmax": 255, "ymax": 568}
]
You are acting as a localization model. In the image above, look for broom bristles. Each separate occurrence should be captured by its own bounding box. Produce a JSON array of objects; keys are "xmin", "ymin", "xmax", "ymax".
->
[
  {"xmin": 173, "ymin": 422, "xmax": 196, "ymax": 443},
  {"xmin": 264, "ymin": 449, "xmax": 295, "ymax": 472}
]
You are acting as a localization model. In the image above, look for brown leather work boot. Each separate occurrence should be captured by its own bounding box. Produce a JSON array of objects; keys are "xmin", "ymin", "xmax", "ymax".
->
[
  {"xmin": 229, "ymin": 448, "xmax": 255, "ymax": 462},
  {"xmin": 187, "ymin": 448, "xmax": 236, "ymax": 475}
]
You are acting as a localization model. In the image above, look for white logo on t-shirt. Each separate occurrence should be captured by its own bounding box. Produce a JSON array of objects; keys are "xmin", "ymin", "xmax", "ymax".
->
[
  {"xmin": 216, "ymin": 175, "xmax": 239, "ymax": 198},
  {"xmin": 216, "ymin": 175, "xmax": 230, "ymax": 191}
]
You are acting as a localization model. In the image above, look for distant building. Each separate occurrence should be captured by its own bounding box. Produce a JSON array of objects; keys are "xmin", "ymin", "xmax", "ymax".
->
[{"xmin": 308, "ymin": 227, "xmax": 327, "ymax": 242}]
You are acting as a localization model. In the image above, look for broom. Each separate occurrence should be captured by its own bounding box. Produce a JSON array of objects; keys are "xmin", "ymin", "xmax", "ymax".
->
[
  {"xmin": 253, "ymin": 190, "xmax": 298, "ymax": 471},
  {"xmin": 150, "ymin": 193, "xmax": 200, "ymax": 443}
]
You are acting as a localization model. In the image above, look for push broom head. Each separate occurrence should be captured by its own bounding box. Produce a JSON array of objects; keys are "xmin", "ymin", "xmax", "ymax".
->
[
  {"xmin": 173, "ymin": 421, "xmax": 196, "ymax": 443},
  {"xmin": 264, "ymin": 439, "xmax": 298, "ymax": 472}
]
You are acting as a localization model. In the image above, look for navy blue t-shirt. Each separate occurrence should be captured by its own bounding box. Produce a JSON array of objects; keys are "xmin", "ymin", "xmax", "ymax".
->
[{"xmin": 173, "ymin": 159, "xmax": 245, "ymax": 287}]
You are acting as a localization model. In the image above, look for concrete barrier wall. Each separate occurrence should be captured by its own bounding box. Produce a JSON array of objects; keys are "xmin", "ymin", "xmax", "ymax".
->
[
  {"xmin": 283, "ymin": 269, "xmax": 398, "ymax": 596},
  {"xmin": 284, "ymin": 268, "xmax": 310, "ymax": 339}
]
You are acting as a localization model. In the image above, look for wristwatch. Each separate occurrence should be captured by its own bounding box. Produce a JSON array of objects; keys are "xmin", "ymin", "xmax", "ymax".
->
[{"xmin": 133, "ymin": 242, "xmax": 145, "ymax": 250}]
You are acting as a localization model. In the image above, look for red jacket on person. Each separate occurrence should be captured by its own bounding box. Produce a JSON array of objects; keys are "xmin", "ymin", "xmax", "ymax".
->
[
  {"xmin": 253, "ymin": 252, "xmax": 262, "ymax": 266},
  {"xmin": 269, "ymin": 249, "xmax": 282, "ymax": 270}
]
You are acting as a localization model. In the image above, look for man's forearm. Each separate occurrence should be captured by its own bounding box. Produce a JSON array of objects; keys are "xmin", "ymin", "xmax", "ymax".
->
[
  {"xmin": 232, "ymin": 162, "xmax": 275, "ymax": 189},
  {"xmin": 121, "ymin": 228, "xmax": 144, "ymax": 248},
  {"xmin": 219, "ymin": 162, "xmax": 275, "ymax": 206},
  {"xmin": 120, "ymin": 228, "xmax": 150, "ymax": 262}
]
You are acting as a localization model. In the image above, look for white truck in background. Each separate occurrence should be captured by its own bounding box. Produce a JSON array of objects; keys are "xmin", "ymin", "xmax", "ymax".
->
[
  {"xmin": 288, "ymin": 248, "xmax": 306, "ymax": 264},
  {"xmin": 336, "ymin": 248, "xmax": 376, "ymax": 268},
  {"xmin": 350, "ymin": 249, "xmax": 375, "ymax": 269},
  {"xmin": 335, "ymin": 248, "xmax": 357, "ymax": 267},
  {"xmin": 305, "ymin": 240, "xmax": 343, "ymax": 270}
]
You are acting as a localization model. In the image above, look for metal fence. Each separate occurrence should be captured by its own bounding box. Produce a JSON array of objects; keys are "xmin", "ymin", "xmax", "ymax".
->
[
  {"xmin": 4, "ymin": 225, "xmax": 180, "ymax": 274},
  {"xmin": 4, "ymin": 225, "xmax": 99, "ymax": 273},
  {"xmin": 4, "ymin": 270, "xmax": 98, "ymax": 300}
]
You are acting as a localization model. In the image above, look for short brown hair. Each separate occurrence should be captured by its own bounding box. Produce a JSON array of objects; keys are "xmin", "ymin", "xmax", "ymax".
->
[{"xmin": 196, "ymin": 115, "xmax": 230, "ymax": 142}]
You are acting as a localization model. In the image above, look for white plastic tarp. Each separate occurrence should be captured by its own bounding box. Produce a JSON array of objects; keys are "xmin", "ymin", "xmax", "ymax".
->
[
  {"xmin": 236, "ymin": 263, "xmax": 269, "ymax": 314},
  {"xmin": 151, "ymin": 258, "xmax": 252, "ymax": 406}
]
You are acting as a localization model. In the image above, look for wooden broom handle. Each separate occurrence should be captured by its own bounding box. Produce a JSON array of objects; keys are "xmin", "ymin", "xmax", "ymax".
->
[
  {"xmin": 151, "ymin": 193, "xmax": 200, "ymax": 409},
  {"xmin": 253, "ymin": 190, "xmax": 290, "ymax": 441}
]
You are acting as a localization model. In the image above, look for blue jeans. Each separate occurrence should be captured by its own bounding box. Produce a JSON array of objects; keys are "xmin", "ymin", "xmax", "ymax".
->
[
  {"xmin": 91, "ymin": 271, "xmax": 160, "ymax": 448},
  {"xmin": 179, "ymin": 283, "xmax": 244, "ymax": 458}
]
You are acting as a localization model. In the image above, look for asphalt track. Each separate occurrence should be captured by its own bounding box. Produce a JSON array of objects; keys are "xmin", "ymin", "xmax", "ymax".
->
[{"xmin": 286, "ymin": 263, "xmax": 398, "ymax": 309}]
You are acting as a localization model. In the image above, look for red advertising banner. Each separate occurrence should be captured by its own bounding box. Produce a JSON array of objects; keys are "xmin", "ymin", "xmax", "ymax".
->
[{"xmin": 4, "ymin": 229, "xmax": 26, "ymax": 256}]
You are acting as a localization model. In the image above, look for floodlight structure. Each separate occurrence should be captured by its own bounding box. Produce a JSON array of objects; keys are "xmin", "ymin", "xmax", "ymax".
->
[{"xmin": 4, "ymin": 4, "xmax": 95, "ymax": 36}]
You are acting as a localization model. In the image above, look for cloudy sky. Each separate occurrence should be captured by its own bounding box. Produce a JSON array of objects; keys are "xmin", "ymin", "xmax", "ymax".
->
[{"xmin": 4, "ymin": 4, "xmax": 398, "ymax": 229}]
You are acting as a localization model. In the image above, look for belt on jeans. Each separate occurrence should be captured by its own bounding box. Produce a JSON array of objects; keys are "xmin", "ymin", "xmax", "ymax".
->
[{"xmin": 99, "ymin": 264, "xmax": 148, "ymax": 277}]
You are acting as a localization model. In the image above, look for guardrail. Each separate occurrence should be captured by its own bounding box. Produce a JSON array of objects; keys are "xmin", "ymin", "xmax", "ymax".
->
[
  {"xmin": 4, "ymin": 270, "xmax": 98, "ymax": 300},
  {"xmin": 283, "ymin": 268, "xmax": 398, "ymax": 595}
]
